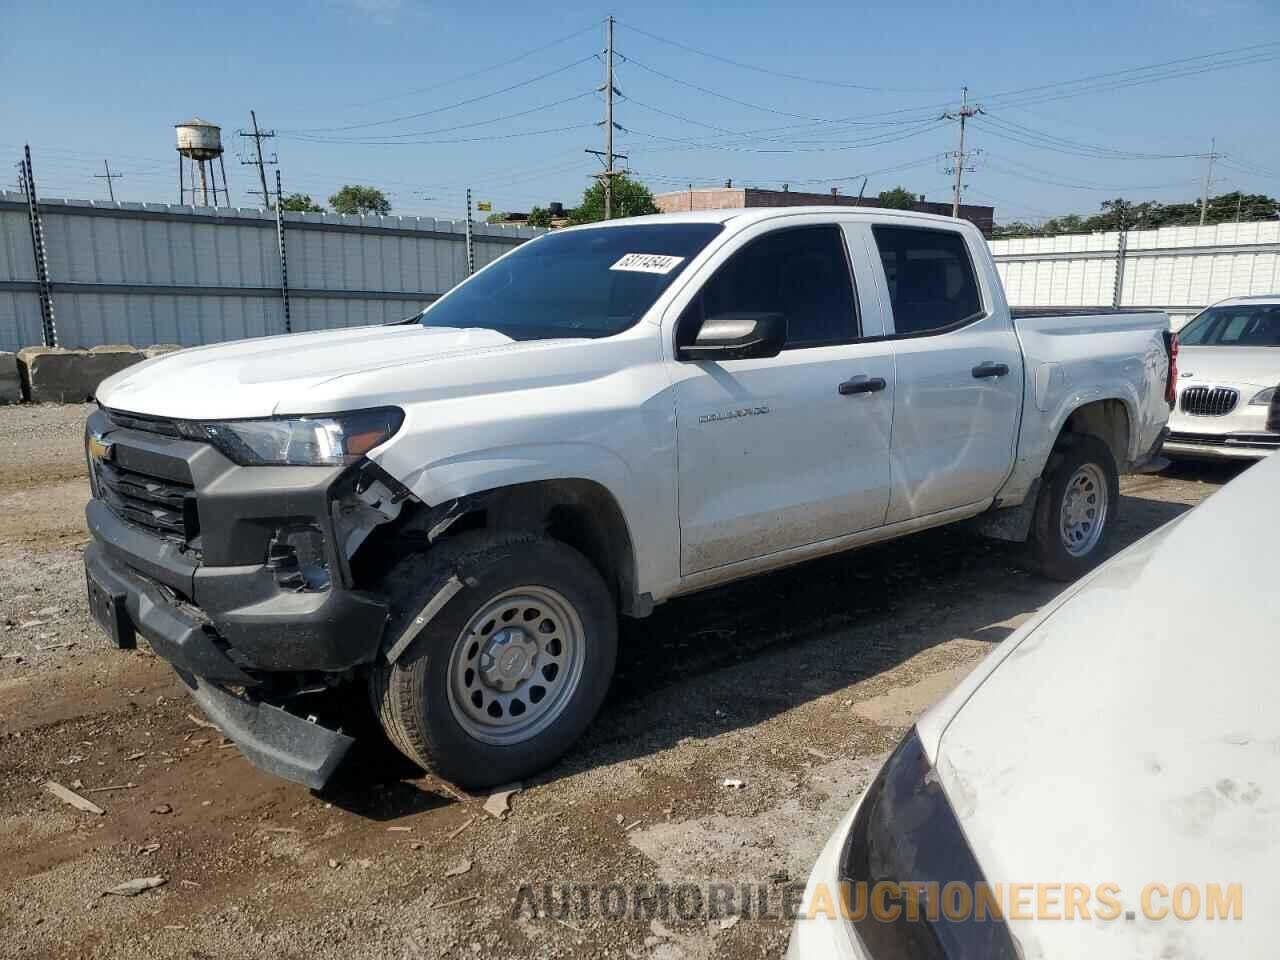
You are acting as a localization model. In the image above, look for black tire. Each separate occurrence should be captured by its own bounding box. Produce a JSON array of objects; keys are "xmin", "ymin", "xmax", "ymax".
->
[
  {"xmin": 1027, "ymin": 433, "xmax": 1120, "ymax": 582},
  {"xmin": 368, "ymin": 530, "xmax": 617, "ymax": 789}
]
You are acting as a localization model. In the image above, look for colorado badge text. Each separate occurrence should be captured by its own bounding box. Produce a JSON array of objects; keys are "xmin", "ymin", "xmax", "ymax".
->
[{"xmin": 699, "ymin": 405, "xmax": 771, "ymax": 425}]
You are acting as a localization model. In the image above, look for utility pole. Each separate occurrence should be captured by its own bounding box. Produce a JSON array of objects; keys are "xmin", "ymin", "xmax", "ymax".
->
[
  {"xmin": 465, "ymin": 188, "xmax": 475, "ymax": 275},
  {"xmin": 942, "ymin": 87, "xmax": 983, "ymax": 218},
  {"xmin": 586, "ymin": 16, "xmax": 626, "ymax": 219},
  {"xmin": 94, "ymin": 160, "xmax": 123, "ymax": 202},
  {"xmin": 1199, "ymin": 138, "xmax": 1226, "ymax": 226},
  {"xmin": 238, "ymin": 110, "xmax": 277, "ymax": 209},
  {"xmin": 20, "ymin": 146, "xmax": 58, "ymax": 347},
  {"xmin": 275, "ymin": 169, "xmax": 291, "ymax": 333}
]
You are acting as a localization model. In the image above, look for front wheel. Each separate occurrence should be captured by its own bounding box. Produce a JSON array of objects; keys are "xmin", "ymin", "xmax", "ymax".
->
[
  {"xmin": 369, "ymin": 531, "xmax": 617, "ymax": 789},
  {"xmin": 1027, "ymin": 433, "xmax": 1120, "ymax": 582}
]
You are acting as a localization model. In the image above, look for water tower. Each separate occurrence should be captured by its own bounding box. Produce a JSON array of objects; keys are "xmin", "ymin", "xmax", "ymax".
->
[{"xmin": 175, "ymin": 117, "xmax": 229, "ymax": 206}]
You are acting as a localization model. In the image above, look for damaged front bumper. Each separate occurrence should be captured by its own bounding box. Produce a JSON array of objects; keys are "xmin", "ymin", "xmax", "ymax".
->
[{"xmin": 83, "ymin": 408, "xmax": 396, "ymax": 789}]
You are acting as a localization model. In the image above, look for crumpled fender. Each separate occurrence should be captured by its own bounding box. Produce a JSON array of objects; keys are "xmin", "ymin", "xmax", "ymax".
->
[{"xmin": 389, "ymin": 441, "xmax": 635, "ymax": 508}]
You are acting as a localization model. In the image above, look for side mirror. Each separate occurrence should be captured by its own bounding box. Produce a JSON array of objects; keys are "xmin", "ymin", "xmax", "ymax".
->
[{"xmin": 677, "ymin": 312, "xmax": 786, "ymax": 362}]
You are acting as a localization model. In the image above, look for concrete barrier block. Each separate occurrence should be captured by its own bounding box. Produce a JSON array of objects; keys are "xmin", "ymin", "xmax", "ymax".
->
[
  {"xmin": 17, "ymin": 345, "xmax": 146, "ymax": 404},
  {"xmin": 0, "ymin": 352, "xmax": 20, "ymax": 404},
  {"xmin": 142, "ymin": 343, "xmax": 184, "ymax": 359}
]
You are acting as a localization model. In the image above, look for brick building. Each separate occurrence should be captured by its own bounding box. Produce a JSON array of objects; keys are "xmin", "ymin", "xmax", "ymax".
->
[{"xmin": 653, "ymin": 186, "xmax": 994, "ymax": 236}]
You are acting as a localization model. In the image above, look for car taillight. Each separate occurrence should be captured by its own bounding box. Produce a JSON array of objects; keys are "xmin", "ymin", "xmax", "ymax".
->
[{"xmin": 1163, "ymin": 330, "xmax": 1179, "ymax": 405}]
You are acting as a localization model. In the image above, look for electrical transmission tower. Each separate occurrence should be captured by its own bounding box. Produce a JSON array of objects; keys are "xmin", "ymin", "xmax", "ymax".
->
[
  {"xmin": 238, "ymin": 110, "xmax": 278, "ymax": 209},
  {"xmin": 1199, "ymin": 138, "xmax": 1227, "ymax": 226},
  {"xmin": 585, "ymin": 15, "xmax": 626, "ymax": 219},
  {"xmin": 94, "ymin": 160, "xmax": 123, "ymax": 202},
  {"xmin": 941, "ymin": 87, "xmax": 983, "ymax": 218}
]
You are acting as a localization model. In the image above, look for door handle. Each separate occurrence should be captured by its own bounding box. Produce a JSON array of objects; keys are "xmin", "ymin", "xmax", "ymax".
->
[
  {"xmin": 838, "ymin": 375, "xmax": 887, "ymax": 396},
  {"xmin": 972, "ymin": 362, "xmax": 1010, "ymax": 379}
]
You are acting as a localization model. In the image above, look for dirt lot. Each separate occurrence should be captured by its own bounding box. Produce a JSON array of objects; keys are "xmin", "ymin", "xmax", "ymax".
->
[{"xmin": 0, "ymin": 402, "xmax": 1251, "ymax": 960}]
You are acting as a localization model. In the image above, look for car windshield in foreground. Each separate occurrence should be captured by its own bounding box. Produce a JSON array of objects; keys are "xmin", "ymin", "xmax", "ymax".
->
[
  {"xmin": 418, "ymin": 222, "xmax": 724, "ymax": 340},
  {"xmin": 1178, "ymin": 303, "xmax": 1280, "ymax": 346}
]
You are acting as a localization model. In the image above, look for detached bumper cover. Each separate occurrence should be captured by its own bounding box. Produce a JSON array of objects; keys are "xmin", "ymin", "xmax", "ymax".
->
[
  {"xmin": 86, "ymin": 536, "xmax": 359, "ymax": 789},
  {"xmin": 183, "ymin": 673, "xmax": 355, "ymax": 790}
]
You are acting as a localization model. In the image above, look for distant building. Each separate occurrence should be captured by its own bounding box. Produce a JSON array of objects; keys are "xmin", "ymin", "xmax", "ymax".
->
[{"xmin": 653, "ymin": 186, "xmax": 995, "ymax": 237}]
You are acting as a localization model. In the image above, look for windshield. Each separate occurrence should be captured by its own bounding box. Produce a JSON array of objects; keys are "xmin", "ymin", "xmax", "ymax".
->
[
  {"xmin": 419, "ymin": 222, "xmax": 723, "ymax": 340},
  {"xmin": 1178, "ymin": 303, "xmax": 1280, "ymax": 347}
]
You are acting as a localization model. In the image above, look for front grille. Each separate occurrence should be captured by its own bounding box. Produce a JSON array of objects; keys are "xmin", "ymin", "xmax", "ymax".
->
[
  {"xmin": 1180, "ymin": 386, "xmax": 1239, "ymax": 417},
  {"xmin": 95, "ymin": 459, "xmax": 198, "ymax": 540},
  {"xmin": 102, "ymin": 407, "xmax": 184, "ymax": 437}
]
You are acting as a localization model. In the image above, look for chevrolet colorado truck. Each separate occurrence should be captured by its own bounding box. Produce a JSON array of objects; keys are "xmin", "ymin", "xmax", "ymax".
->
[{"xmin": 83, "ymin": 208, "xmax": 1174, "ymax": 791}]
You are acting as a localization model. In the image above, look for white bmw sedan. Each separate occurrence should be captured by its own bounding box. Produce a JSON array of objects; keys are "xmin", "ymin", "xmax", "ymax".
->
[
  {"xmin": 1165, "ymin": 296, "xmax": 1280, "ymax": 459},
  {"xmin": 788, "ymin": 452, "xmax": 1279, "ymax": 960}
]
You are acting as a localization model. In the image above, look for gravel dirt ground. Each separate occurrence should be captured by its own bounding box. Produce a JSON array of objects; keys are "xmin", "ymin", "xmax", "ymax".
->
[{"xmin": 0, "ymin": 402, "xmax": 1253, "ymax": 960}]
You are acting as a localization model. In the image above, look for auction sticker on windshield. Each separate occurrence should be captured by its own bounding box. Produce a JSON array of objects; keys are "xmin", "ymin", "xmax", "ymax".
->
[{"xmin": 610, "ymin": 253, "xmax": 685, "ymax": 274}]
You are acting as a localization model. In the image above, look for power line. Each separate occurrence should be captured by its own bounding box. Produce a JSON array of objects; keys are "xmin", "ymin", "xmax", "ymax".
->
[
  {"xmin": 618, "ymin": 54, "xmax": 948, "ymax": 124},
  {"xmin": 984, "ymin": 154, "xmax": 1201, "ymax": 191},
  {"xmin": 284, "ymin": 56, "xmax": 599, "ymax": 134},
  {"xmin": 614, "ymin": 20, "xmax": 950, "ymax": 93},
  {"xmin": 346, "ymin": 23, "xmax": 600, "ymax": 107},
  {"xmin": 280, "ymin": 92, "xmax": 595, "ymax": 144},
  {"xmin": 974, "ymin": 115, "xmax": 1206, "ymax": 160},
  {"xmin": 272, "ymin": 123, "xmax": 594, "ymax": 148},
  {"xmin": 989, "ymin": 50, "xmax": 1280, "ymax": 111},
  {"xmin": 622, "ymin": 120, "xmax": 947, "ymax": 154},
  {"xmin": 978, "ymin": 41, "xmax": 1280, "ymax": 105}
]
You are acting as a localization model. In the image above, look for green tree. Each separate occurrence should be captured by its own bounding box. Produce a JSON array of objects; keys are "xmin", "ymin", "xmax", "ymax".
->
[
  {"xmin": 991, "ymin": 220, "xmax": 1045, "ymax": 239},
  {"xmin": 328, "ymin": 184, "xmax": 391, "ymax": 216},
  {"xmin": 876, "ymin": 186, "xmax": 917, "ymax": 210},
  {"xmin": 1029, "ymin": 191, "xmax": 1278, "ymax": 238},
  {"xmin": 484, "ymin": 211, "xmax": 508, "ymax": 224},
  {"xmin": 526, "ymin": 206, "xmax": 554, "ymax": 228},
  {"xmin": 279, "ymin": 193, "xmax": 325, "ymax": 213},
  {"xmin": 569, "ymin": 174, "xmax": 659, "ymax": 224}
]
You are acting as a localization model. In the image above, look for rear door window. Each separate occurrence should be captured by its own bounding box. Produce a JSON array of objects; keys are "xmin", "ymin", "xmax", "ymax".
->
[{"xmin": 872, "ymin": 225, "xmax": 984, "ymax": 336}]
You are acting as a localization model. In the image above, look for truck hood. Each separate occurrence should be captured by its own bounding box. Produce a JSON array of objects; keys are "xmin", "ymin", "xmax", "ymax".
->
[
  {"xmin": 96, "ymin": 324, "xmax": 518, "ymax": 420},
  {"xmin": 1177, "ymin": 344, "xmax": 1280, "ymax": 387},
  {"xmin": 926, "ymin": 455, "xmax": 1280, "ymax": 957}
]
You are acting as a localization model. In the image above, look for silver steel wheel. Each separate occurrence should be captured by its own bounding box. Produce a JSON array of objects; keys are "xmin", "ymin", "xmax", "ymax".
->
[
  {"xmin": 445, "ymin": 586, "xmax": 587, "ymax": 746},
  {"xmin": 1059, "ymin": 463, "xmax": 1109, "ymax": 557}
]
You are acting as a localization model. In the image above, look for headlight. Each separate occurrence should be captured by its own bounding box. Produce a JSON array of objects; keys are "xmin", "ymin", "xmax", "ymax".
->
[
  {"xmin": 839, "ymin": 729, "xmax": 1018, "ymax": 959},
  {"xmin": 181, "ymin": 407, "xmax": 404, "ymax": 466},
  {"xmin": 1249, "ymin": 386, "xmax": 1276, "ymax": 406}
]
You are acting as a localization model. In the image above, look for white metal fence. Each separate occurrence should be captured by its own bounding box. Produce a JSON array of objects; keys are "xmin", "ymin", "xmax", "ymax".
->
[
  {"xmin": 0, "ymin": 193, "xmax": 545, "ymax": 353},
  {"xmin": 4, "ymin": 196, "xmax": 1277, "ymax": 352},
  {"xmin": 991, "ymin": 221, "xmax": 1280, "ymax": 327}
]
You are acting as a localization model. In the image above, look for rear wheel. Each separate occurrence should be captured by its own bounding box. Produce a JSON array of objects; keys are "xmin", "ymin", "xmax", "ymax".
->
[
  {"xmin": 369, "ymin": 531, "xmax": 617, "ymax": 789},
  {"xmin": 1027, "ymin": 433, "xmax": 1120, "ymax": 581}
]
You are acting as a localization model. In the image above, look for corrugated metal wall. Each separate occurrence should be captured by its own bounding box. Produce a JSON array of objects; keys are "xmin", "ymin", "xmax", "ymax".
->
[
  {"xmin": 991, "ymin": 221, "xmax": 1280, "ymax": 325},
  {"xmin": 0, "ymin": 193, "xmax": 545, "ymax": 352}
]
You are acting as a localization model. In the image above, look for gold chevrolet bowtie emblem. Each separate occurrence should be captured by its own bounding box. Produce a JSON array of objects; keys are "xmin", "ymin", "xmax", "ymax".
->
[{"xmin": 87, "ymin": 431, "xmax": 115, "ymax": 463}]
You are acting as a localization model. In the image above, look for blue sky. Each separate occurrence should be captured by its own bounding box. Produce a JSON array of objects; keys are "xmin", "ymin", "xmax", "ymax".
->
[{"xmin": 4, "ymin": 0, "xmax": 1278, "ymax": 224}]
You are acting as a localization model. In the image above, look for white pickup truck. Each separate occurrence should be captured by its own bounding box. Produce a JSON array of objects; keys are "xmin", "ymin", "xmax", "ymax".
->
[{"xmin": 84, "ymin": 208, "xmax": 1174, "ymax": 790}]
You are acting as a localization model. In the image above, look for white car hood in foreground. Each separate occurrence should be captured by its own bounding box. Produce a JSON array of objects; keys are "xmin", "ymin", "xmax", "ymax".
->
[
  {"xmin": 926, "ymin": 456, "xmax": 1279, "ymax": 958},
  {"xmin": 1177, "ymin": 345, "xmax": 1280, "ymax": 387},
  {"xmin": 96, "ymin": 324, "xmax": 518, "ymax": 420}
]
